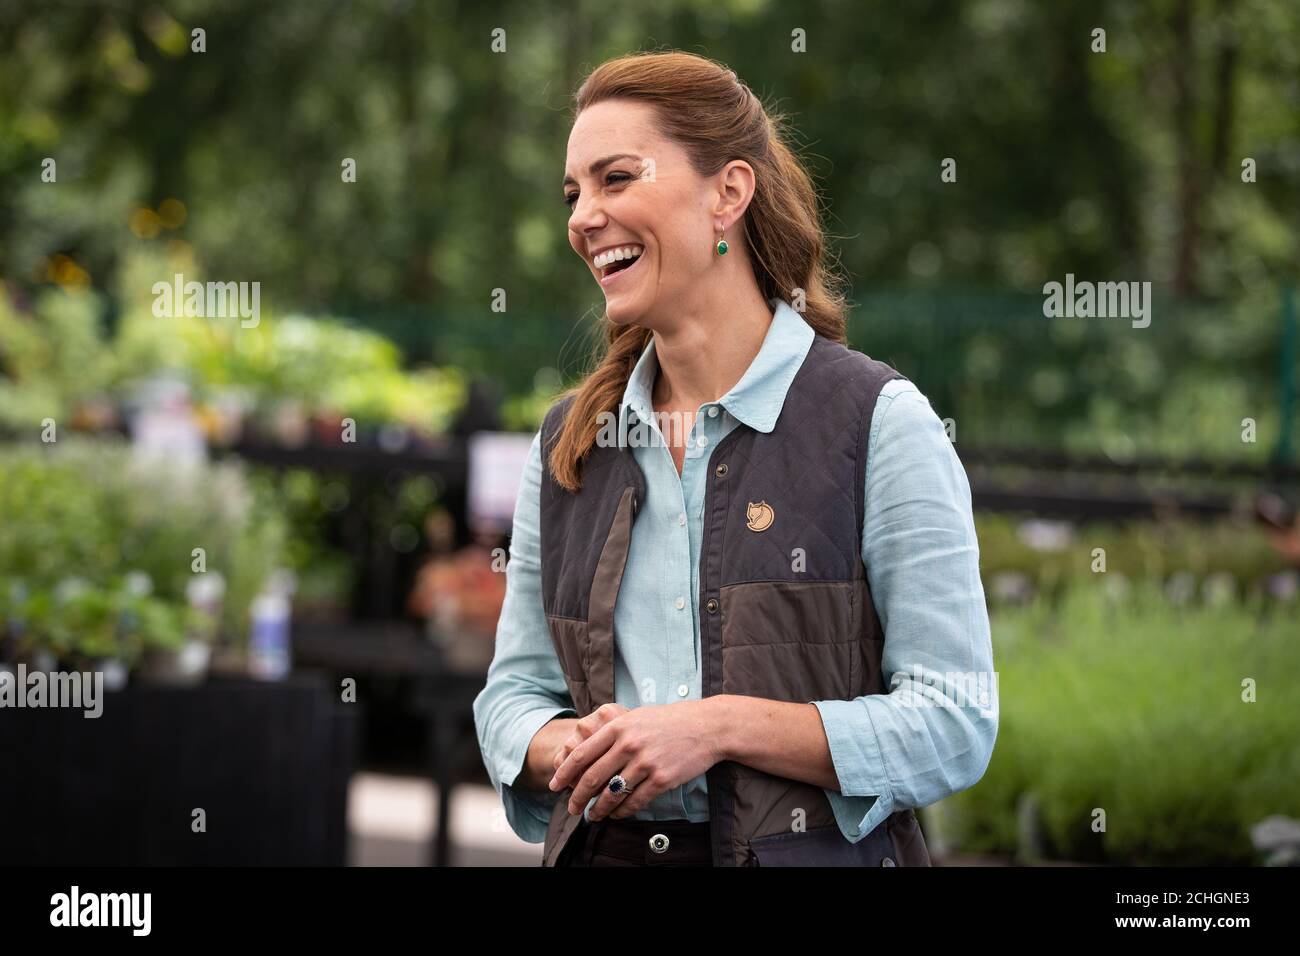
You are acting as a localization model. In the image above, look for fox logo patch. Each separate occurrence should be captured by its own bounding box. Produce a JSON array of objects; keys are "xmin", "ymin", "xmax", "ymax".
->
[{"xmin": 745, "ymin": 500, "xmax": 775, "ymax": 532}]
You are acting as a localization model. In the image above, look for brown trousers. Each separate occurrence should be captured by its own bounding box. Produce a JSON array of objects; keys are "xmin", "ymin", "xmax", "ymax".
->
[{"xmin": 555, "ymin": 817, "xmax": 713, "ymax": 867}]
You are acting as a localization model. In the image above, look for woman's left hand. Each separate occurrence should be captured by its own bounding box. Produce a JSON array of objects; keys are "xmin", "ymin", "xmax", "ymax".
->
[{"xmin": 548, "ymin": 699, "xmax": 724, "ymax": 822}]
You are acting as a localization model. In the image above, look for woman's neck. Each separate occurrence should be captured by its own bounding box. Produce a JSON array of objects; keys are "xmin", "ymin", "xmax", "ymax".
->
[{"xmin": 648, "ymin": 285, "xmax": 775, "ymax": 415}]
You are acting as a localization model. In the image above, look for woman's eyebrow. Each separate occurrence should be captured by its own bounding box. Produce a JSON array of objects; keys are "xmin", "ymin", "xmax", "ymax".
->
[{"xmin": 562, "ymin": 153, "xmax": 642, "ymax": 188}]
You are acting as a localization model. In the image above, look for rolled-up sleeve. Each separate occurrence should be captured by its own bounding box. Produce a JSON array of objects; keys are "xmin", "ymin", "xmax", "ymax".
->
[
  {"xmin": 472, "ymin": 429, "xmax": 577, "ymax": 843},
  {"xmin": 811, "ymin": 380, "xmax": 999, "ymax": 842}
]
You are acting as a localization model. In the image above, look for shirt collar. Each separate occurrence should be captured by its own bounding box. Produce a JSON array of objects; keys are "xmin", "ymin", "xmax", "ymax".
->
[{"xmin": 616, "ymin": 297, "xmax": 815, "ymax": 443}]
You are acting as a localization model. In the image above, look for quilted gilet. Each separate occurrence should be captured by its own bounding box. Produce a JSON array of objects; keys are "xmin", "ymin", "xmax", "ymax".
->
[{"xmin": 536, "ymin": 333, "xmax": 931, "ymax": 867}]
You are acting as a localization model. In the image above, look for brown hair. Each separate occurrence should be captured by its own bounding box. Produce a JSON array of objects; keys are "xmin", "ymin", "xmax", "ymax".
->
[{"xmin": 548, "ymin": 50, "xmax": 849, "ymax": 492}]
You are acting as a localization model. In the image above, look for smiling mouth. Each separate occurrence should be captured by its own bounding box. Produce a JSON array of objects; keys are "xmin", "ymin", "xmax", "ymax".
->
[{"xmin": 598, "ymin": 250, "xmax": 644, "ymax": 287}]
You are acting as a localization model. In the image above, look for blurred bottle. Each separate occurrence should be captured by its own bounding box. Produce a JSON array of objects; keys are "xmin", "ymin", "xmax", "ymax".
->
[{"xmin": 248, "ymin": 570, "xmax": 295, "ymax": 681}]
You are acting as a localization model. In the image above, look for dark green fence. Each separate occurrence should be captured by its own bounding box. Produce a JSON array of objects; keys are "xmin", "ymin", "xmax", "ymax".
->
[
  {"xmin": 847, "ymin": 284, "xmax": 1297, "ymax": 467},
  {"xmin": 343, "ymin": 284, "xmax": 1299, "ymax": 468}
]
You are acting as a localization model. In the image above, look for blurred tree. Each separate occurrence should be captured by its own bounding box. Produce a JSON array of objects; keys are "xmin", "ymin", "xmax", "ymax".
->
[{"xmin": 0, "ymin": 0, "xmax": 1296, "ymax": 444}]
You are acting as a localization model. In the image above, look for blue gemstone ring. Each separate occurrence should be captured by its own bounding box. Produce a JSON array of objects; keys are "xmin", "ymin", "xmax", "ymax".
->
[{"xmin": 607, "ymin": 774, "xmax": 635, "ymax": 796}]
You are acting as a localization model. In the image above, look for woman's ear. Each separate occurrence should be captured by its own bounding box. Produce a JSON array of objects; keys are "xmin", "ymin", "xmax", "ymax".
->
[{"xmin": 714, "ymin": 159, "xmax": 757, "ymax": 227}]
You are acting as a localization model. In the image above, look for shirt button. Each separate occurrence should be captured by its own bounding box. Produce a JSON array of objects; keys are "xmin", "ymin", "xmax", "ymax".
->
[
  {"xmin": 881, "ymin": 857, "xmax": 896, "ymax": 867},
  {"xmin": 675, "ymin": 596, "xmax": 685, "ymax": 610},
  {"xmin": 697, "ymin": 434, "xmax": 709, "ymax": 447},
  {"xmin": 707, "ymin": 406, "xmax": 718, "ymax": 418},
  {"xmin": 677, "ymin": 512, "xmax": 686, "ymax": 526},
  {"xmin": 677, "ymin": 683, "xmax": 689, "ymax": 697}
]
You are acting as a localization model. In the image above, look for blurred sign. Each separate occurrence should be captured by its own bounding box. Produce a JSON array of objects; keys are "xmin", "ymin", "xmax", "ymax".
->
[
  {"xmin": 127, "ymin": 376, "xmax": 207, "ymax": 467},
  {"xmin": 467, "ymin": 431, "xmax": 535, "ymax": 535}
]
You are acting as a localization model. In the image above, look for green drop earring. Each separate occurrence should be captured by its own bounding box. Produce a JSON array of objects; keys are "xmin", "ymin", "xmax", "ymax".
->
[{"xmin": 715, "ymin": 232, "xmax": 729, "ymax": 256}]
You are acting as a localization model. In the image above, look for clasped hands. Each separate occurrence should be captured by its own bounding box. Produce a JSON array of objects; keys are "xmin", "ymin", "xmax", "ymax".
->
[{"xmin": 546, "ymin": 700, "xmax": 723, "ymax": 822}]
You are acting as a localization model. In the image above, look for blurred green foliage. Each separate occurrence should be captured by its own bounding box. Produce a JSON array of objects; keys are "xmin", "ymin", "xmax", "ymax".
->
[
  {"xmin": 941, "ymin": 581, "xmax": 1299, "ymax": 864},
  {"xmin": 854, "ymin": 284, "xmax": 1297, "ymax": 462},
  {"xmin": 10, "ymin": 576, "xmax": 195, "ymax": 666},
  {"xmin": 1, "ymin": 0, "xmax": 1297, "ymax": 452},
  {"xmin": 973, "ymin": 512, "xmax": 1292, "ymax": 603},
  {"xmin": 0, "ymin": 250, "xmax": 468, "ymax": 435},
  {"xmin": 3, "ymin": 0, "xmax": 1297, "ymax": 302},
  {"xmin": 0, "ymin": 438, "xmax": 287, "ymax": 657}
]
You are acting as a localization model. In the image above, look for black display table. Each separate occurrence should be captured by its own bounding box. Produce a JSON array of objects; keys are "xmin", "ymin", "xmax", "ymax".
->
[
  {"xmin": 0, "ymin": 671, "xmax": 357, "ymax": 865},
  {"xmin": 290, "ymin": 624, "xmax": 487, "ymax": 867}
]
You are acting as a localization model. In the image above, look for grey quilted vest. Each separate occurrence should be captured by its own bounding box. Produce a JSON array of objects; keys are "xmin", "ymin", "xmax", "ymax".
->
[{"xmin": 536, "ymin": 332, "xmax": 931, "ymax": 867}]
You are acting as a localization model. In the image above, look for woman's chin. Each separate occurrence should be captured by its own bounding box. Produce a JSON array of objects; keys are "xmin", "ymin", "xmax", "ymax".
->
[{"xmin": 603, "ymin": 292, "xmax": 645, "ymax": 325}]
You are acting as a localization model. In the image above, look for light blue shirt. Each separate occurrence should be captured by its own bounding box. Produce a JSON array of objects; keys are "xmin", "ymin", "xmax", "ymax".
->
[{"xmin": 473, "ymin": 298, "xmax": 998, "ymax": 845}]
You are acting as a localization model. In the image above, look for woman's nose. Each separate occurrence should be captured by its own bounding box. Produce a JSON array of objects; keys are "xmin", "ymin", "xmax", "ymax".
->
[{"xmin": 568, "ymin": 192, "xmax": 605, "ymax": 232}]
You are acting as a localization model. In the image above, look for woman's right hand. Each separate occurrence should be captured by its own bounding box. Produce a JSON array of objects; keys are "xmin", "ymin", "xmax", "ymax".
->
[{"xmin": 550, "ymin": 702, "xmax": 630, "ymax": 775}]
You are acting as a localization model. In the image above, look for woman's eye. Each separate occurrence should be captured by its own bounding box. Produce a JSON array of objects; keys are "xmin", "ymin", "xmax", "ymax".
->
[{"xmin": 564, "ymin": 172, "xmax": 632, "ymax": 208}]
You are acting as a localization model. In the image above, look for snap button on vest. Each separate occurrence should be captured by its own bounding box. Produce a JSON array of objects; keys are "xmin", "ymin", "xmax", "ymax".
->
[
  {"xmin": 706, "ymin": 598, "xmax": 718, "ymax": 613},
  {"xmin": 881, "ymin": 856, "xmax": 896, "ymax": 866},
  {"xmin": 650, "ymin": 834, "xmax": 670, "ymax": 853},
  {"xmin": 714, "ymin": 462, "xmax": 728, "ymax": 477}
]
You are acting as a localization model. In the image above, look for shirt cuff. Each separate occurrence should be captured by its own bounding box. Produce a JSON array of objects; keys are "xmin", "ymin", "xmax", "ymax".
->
[
  {"xmin": 495, "ymin": 705, "xmax": 578, "ymax": 844},
  {"xmin": 812, "ymin": 698, "xmax": 894, "ymax": 843}
]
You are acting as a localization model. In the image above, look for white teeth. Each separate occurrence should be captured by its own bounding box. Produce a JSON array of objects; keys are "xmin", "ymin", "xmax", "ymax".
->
[{"xmin": 593, "ymin": 245, "xmax": 644, "ymax": 268}]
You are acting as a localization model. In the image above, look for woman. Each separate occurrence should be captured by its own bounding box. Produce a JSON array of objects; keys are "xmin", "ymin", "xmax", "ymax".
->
[{"xmin": 473, "ymin": 50, "xmax": 998, "ymax": 867}]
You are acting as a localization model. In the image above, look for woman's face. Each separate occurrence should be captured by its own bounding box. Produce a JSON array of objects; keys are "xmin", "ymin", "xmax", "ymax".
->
[{"xmin": 564, "ymin": 99, "xmax": 718, "ymax": 327}]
